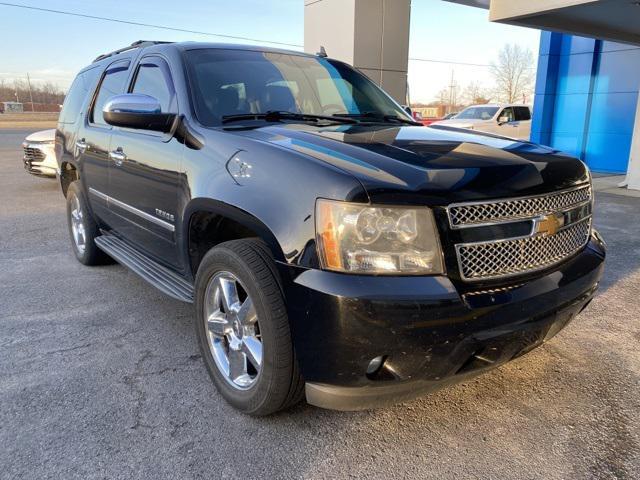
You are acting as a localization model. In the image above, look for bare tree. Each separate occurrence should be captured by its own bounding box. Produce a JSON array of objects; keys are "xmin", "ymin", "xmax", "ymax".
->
[
  {"xmin": 436, "ymin": 88, "xmax": 449, "ymax": 107},
  {"xmin": 490, "ymin": 44, "xmax": 535, "ymax": 104},
  {"xmin": 463, "ymin": 81, "xmax": 491, "ymax": 105}
]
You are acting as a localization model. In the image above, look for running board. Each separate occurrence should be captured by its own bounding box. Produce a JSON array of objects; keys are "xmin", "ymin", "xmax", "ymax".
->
[{"xmin": 95, "ymin": 232, "xmax": 194, "ymax": 303}]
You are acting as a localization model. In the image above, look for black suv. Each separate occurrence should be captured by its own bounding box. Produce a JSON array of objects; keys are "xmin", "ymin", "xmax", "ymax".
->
[{"xmin": 55, "ymin": 41, "xmax": 605, "ymax": 415}]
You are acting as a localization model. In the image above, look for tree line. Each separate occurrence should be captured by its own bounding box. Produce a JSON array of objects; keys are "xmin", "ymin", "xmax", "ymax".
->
[{"xmin": 0, "ymin": 78, "xmax": 65, "ymax": 106}]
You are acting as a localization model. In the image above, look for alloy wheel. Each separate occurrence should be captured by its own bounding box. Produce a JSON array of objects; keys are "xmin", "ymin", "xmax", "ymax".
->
[
  {"xmin": 70, "ymin": 195, "xmax": 86, "ymax": 255},
  {"xmin": 204, "ymin": 271, "xmax": 262, "ymax": 390}
]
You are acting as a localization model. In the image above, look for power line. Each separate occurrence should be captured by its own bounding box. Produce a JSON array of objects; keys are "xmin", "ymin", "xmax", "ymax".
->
[
  {"xmin": 409, "ymin": 56, "xmax": 536, "ymax": 70},
  {"xmin": 0, "ymin": 2, "xmax": 535, "ymax": 70},
  {"xmin": 0, "ymin": 2, "xmax": 304, "ymax": 48},
  {"xmin": 409, "ymin": 57, "xmax": 492, "ymax": 67}
]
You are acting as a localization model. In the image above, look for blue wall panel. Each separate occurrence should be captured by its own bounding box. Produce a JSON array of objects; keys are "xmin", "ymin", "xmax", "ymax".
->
[
  {"xmin": 532, "ymin": 31, "xmax": 640, "ymax": 173},
  {"xmin": 555, "ymin": 53, "xmax": 595, "ymax": 94},
  {"xmin": 588, "ymin": 92, "xmax": 638, "ymax": 135},
  {"xmin": 559, "ymin": 35, "xmax": 597, "ymax": 55},
  {"xmin": 583, "ymin": 133, "xmax": 633, "ymax": 173}
]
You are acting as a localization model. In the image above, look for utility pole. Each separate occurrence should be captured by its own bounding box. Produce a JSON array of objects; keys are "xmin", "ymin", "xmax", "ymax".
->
[
  {"xmin": 26, "ymin": 73, "xmax": 35, "ymax": 113},
  {"xmin": 14, "ymin": 80, "xmax": 19, "ymax": 103},
  {"xmin": 448, "ymin": 70, "xmax": 456, "ymax": 114}
]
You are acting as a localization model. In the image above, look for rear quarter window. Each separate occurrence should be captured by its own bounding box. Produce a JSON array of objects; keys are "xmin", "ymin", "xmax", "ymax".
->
[{"xmin": 58, "ymin": 67, "xmax": 101, "ymax": 124}]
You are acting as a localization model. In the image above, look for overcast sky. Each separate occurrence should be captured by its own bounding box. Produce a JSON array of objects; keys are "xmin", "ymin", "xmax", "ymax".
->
[{"xmin": 0, "ymin": 0, "xmax": 541, "ymax": 103}]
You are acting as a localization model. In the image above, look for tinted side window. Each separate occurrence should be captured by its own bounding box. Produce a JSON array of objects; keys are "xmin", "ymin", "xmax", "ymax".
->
[
  {"xmin": 131, "ymin": 58, "xmax": 176, "ymax": 113},
  {"xmin": 515, "ymin": 106, "xmax": 531, "ymax": 121},
  {"xmin": 59, "ymin": 67, "xmax": 101, "ymax": 124},
  {"xmin": 59, "ymin": 75, "xmax": 85, "ymax": 124},
  {"xmin": 91, "ymin": 61, "xmax": 130, "ymax": 126}
]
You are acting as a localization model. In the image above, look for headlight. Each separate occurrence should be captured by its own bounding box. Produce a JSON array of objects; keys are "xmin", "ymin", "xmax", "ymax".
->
[{"xmin": 315, "ymin": 199, "xmax": 444, "ymax": 275}]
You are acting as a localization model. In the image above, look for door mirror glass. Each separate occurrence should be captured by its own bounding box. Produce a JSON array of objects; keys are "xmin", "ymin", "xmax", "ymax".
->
[
  {"xmin": 498, "ymin": 116, "xmax": 510, "ymax": 124},
  {"xmin": 103, "ymin": 93, "xmax": 176, "ymax": 132}
]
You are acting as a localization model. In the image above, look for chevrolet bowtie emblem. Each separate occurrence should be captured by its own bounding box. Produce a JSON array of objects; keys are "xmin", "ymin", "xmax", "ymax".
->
[{"xmin": 535, "ymin": 212, "xmax": 565, "ymax": 236}]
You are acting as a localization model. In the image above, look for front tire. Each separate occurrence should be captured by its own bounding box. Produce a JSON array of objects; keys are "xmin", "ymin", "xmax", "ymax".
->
[
  {"xmin": 195, "ymin": 239, "xmax": 303, "ymax": 415},
  {"xmin": 66, "ymin": 181, "xmax": 111, "ymax": 266}
]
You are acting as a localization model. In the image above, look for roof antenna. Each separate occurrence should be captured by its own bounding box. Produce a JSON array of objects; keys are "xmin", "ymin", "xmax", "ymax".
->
[{"xmin": 317, "ymin": 46, "xmax": 327, "ymax": 58}]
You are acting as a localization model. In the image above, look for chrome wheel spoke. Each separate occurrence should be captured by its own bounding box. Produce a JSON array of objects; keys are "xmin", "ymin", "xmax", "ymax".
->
[
  {"xmin": 70, "ymin": 197, "xmax": 86, "ymax": 254},
  {"xmin": 227, "ymin": 348, "xmax": 247, "ymax": 382},
  {"xmin": 218, "ymin": 276, "xmax": 239, "ymax": 312},
  {"xmin": 214, "ymin": 346, "xmax": 230, "ymax": 377},
  {"xmin": 237, "ymin": 297, "xmax": 257, "ymax": 326},
  {"xmin": 242, "ymin": 336, "xmax": 262, "ymax": 370},
  {"xmin": 207, "ymin": 312, "xmax": 229, "ymax": 337}
]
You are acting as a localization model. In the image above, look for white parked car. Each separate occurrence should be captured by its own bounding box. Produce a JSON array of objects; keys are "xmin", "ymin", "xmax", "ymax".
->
[
  {"xmin": 22, "ymin": 129, "xmax": 57, "ymax": 177},
  {"xmin": 431, "ymin": 104, "xmax": 532, "ymax": 140}
]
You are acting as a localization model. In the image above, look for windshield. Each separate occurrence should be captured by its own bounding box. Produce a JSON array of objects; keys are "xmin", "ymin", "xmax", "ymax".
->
[
  {"xmin": 455, "ymin": 106, "xmax": 499, "ymax": 120},
  {"xmin": 184, "ymin": 48, "xmax": 412, "ymax": 126}
]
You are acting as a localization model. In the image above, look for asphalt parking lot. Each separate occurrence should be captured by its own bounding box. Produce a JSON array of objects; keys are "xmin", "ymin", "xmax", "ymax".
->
[{"xmin": 1, "ymin": 128, "xmax": 638, "ymax": 480}]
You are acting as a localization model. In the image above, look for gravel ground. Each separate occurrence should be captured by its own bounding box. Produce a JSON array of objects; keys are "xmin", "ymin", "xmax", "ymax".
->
[{"xmin": 1, "ymin": 128, "xmax": 638, "ymax": 480}]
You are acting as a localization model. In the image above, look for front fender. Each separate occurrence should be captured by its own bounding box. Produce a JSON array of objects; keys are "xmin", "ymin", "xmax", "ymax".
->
[{"xmin": 179, "ymin": 129, "xmax": 368, "ymax": 270}]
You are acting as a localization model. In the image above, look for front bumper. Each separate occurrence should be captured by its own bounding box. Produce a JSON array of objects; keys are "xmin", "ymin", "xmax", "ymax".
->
[
  {"xmin": 281, "ymin": 234, "xmax": 605, "ymax": 411},
  {"xmin": 22, "ymin": 142, "xmax": 57, "ymax": 177}
]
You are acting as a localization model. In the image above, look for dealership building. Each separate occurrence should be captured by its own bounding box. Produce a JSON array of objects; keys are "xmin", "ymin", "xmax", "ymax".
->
[{"xmin": 304, "ymin": 0, "xmax": 640, "ymax": 190}]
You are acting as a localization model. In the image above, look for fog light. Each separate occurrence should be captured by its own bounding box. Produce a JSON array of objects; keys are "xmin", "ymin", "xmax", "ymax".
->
[{"xmin": 366, "ymin": 356, "xmax": 385, "ymax": 377}]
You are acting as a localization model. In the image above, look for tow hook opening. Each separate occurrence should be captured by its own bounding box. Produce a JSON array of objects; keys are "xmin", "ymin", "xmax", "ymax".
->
[{"xmin": 366, "ymin": 355, "xmax": 397, "ymax": 381}]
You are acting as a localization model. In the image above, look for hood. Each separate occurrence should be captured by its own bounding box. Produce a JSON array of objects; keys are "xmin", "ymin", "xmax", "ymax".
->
[
  {"xmin": 25, "ymin": 129, "xmax": 55, "ymax": 143},
  {"xmin": 232, "ymin": 123, "xmax": 588, "ymax": 205}
]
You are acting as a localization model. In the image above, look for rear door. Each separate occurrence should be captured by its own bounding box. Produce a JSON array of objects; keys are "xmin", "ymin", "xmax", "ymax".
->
[
  {"xmin": 106, "ymin": 55, "xmax": 183, "ymax": 268},
  {"xmin": 56, "ymin": 66, "xmax": 100, "ymax": 184},
  {"xmin": 79, "ymin": 59, "xmax": 131, "ymax": 225}
]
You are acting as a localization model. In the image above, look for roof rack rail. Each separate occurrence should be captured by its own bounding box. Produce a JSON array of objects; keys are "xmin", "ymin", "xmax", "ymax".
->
[{"xmin": 93, "ymin": 40, "xmax": 173, "ymax": 63}]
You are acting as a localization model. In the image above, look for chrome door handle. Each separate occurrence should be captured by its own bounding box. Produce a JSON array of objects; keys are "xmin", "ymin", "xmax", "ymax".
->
[
  {"xmin": 109, "ymin": 148, "xmax": 127, "ymax": 167},
  {"xmin": 75, "ymin": 138, "xmax": 87, "ymax": 152}
]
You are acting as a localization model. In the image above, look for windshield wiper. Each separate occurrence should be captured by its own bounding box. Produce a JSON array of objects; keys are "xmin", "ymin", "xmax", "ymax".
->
[
  {"xmin": 222, "ymin": 111, "xmax": 358, "ymax": 125},
  {"xmin": 333, "ymin": 112, "xmax": 422, "ymax": 126}
]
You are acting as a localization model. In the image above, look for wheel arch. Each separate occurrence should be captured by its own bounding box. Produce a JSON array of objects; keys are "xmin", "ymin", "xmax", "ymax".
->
[
  {"xmin": 59, "ymin": 161, "xmax": 79, "ymax": 197},
  {"xmin": 182, "ymin": 198, "xmax": 287, "ymax": 278}
]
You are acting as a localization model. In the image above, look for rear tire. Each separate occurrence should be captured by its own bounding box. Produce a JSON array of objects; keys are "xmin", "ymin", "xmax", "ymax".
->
[
  {"xmin": 66, "ymin": 181, "xmax": 112, "ymax": 266},
  {"xmin": 195, "ymin": 239, "xmax": 304, "ymax": 415}
]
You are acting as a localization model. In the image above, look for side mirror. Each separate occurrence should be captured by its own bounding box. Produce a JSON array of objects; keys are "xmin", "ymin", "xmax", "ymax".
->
[
  {"xmin": 103, "ymin": 94, "xmax": 176, "ymax": 132},
  {"xmin": 402, "ymin": 105, "xmax": 413, "ymax": 116},
  {"xmin": 498, "ymin": 116, "xmax": 510, "ymax": 124}
]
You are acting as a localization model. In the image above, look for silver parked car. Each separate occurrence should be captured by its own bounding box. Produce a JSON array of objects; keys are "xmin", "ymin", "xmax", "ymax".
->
[
  {"xmin": 22, "ymin": 129, "xmax": 57, "ymax": 177},
  {"xmin": 431, "ymin": 104, "xmax": 532, "ymax": 140}
]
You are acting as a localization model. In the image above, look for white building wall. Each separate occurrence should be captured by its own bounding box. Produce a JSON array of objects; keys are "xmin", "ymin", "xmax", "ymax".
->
[
  {"xmin": 626, "ymin": 95, "xmax": 640, "ymax": 190},
  {"xmin": 304, "ymin": 0, "xmax": 411, "ymax": 103}
]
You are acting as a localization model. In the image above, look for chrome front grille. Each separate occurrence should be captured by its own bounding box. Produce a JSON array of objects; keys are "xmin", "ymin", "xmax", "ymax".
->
[
  {"xmin": 457, "ymin": 218, "xmax": 591, "ymax": 281},
  {"xmin": 449, "ymin": 184, "xmax": 593, "ymax": 282},
  {"xmin": 23, "ymin": 146, "xmax": 46, "ymax": 162},
  {"xmin": 448, "ymin": 185, "xmax": 592, "ymax": 228}
]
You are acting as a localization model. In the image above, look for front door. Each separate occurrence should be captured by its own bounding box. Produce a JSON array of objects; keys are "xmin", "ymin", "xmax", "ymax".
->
[
  {"xmin": 495, "ymin": 107, "xmax": 520, "ymax": 138},
  {"xmin": 107, "ymin": 56, "xmax": 183, "ymax": 269}
]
